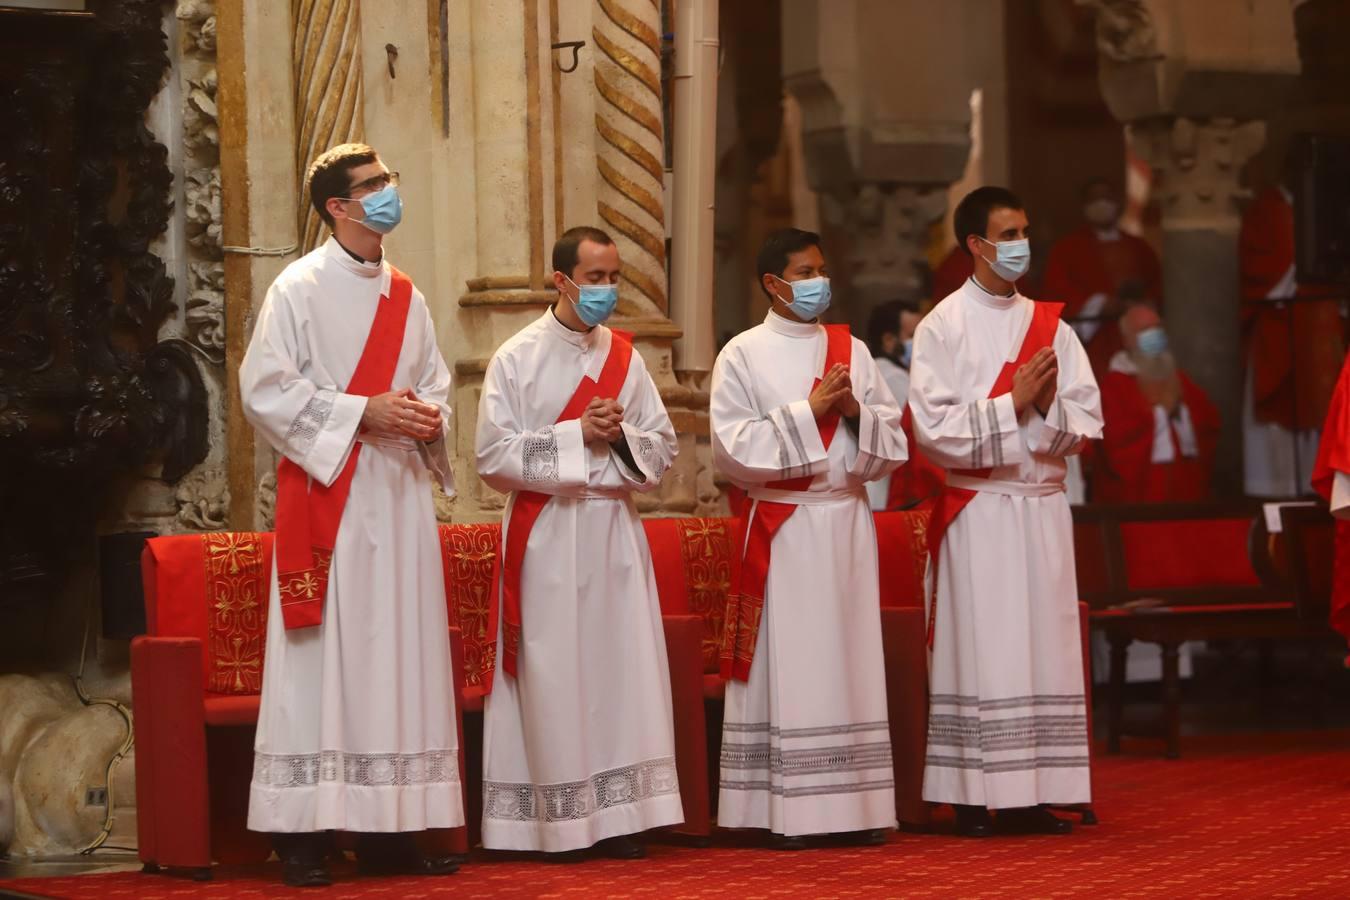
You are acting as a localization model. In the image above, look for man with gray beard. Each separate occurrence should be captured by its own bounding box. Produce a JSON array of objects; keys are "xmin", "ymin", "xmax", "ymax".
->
[{"xmin": 1090, "ymin": 299, "xmax": 1220, "ymax": 503}]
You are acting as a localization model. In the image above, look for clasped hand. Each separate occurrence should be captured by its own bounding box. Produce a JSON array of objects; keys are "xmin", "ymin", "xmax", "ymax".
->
[
  {"xmin": 362, "ymin": 388, "xmax": 443, "ymax": 442},
  {"xmin": 581, "ymin": 397, "xmax": 624, "ymax": 444},
  {"xmin": 1011, "ymin": 347, "xmax": 1057, "ymax": 416},
  {"xmin": 808, "ymin": 363, "xmax": 860, "ymax": 419}
]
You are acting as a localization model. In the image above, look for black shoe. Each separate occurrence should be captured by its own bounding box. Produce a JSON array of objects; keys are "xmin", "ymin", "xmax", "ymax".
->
[
  {"xmin": 842, "ymin": 828, "xmax": 889, "ymax": 847},
  {"xmin": 356, "ymin": 833, "xmax": 461, "ymax": 876},
  {"xmin": 768, "ymin": 832, "xmax": 808, "ymax": 851},
  {"xmin": 954, "ymin": 805, "xmax": 995, "ymax": 838},
  {"xmin": 274, "ymin": 833, "xmax": 333, "ymax": 888},
  {"xmin": 996, "ymin": 806, "xmax": 1073, "ymax": 836},
  {"xmin": 595, "ymin": 835, "xmax": 646, "ymax": 860}
]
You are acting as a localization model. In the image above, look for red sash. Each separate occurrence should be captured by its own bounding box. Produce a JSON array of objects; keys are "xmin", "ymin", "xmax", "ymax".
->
[
  {"xmin": 720, "ymin": 324, "xmax": 852, "ymax": 681},
  {"xmin": 274, "ymin": 268, "xmax": 414, "ymax": 630},
  {"xmin": 924, "ymin": 301, "xmax": 1063, "ymax": 647},
  {"xmin": 885, "ymin": 406, "xmax": 946, "ymax": 510},
  {"xmin": 484, "ymin": 328, "xmax": 635, "ymax": 694}
]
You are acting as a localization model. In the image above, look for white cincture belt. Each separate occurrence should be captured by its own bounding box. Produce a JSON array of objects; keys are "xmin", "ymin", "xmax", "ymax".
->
[
  {"xmin": 356, "ymin": 432, "xmax": 419, "ymax": 452},
  {"xmin": 747, "ymin": 487, "xmax": 867, "ymax": 506},
  {"xmin": 945, "ymin": 474, "xmax": 1065, "ymax": 497}
]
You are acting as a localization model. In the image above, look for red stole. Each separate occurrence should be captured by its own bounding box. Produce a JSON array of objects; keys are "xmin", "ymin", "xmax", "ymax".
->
[
  {"xmin": 1312, "ymin": 353, "xmax": 1350, "ymax": 654},
  {"xmin": 924, "ymin": 301, "xmax": 1063, "ymax": 647},
  {"xmin": 274, "ymin": 268, "xmax": 414, "ymax": 630},
  {"xmin": 720, "ymin": 324, "xmax": 852, "ymax": 681},
  {"xmin": 483, "ymin": 328, "xmax": 635, "ymax": 694}
]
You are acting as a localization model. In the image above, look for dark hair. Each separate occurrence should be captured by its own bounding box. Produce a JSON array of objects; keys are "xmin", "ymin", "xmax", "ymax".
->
[
  {"xmin": 866, "ymin": 299, "xmax": 919, "ymax": 358},
  {"xmin": 552, "ymin": 226, "xmax": 615, "ymax": 278},
  {"xmin": 953, "ymin": 187, "xmax": 1023, "ymax": 257},
  {"xmin": 1080, "ymin": 176, "xmax": 1116, "ymax": 201},
  {"xmin": 307, "ymin": 143, "xmax": 380, "ymax": 228},
  {"xmin": 756, "ymin": 228, "xmax": 822, "ymax": 297}
]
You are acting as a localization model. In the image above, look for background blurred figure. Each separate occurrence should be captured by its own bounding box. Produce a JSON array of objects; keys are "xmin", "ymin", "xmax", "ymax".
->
[
  {"xmin": 1239, "ymin": 175, "xmax": 1345, "ymax": 498},
  {"xmin": 1092, "ymin": 298, "xmax": 1220, "ymax": 503},
  {"xmin": 866, "ymin": 299, "xmax": 943, "ymax": 510},
  {"xmin": 1042, "ymin": 177, "xmax": 1162, "ymax": 377}
]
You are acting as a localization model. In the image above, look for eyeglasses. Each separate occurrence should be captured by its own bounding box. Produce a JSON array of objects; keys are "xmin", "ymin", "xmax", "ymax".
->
[{"xmin": 346, "ymin": 171, "xmax": 399, "ymax": 196}]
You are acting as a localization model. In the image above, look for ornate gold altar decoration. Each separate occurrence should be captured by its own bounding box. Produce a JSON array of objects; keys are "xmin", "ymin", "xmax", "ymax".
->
[
  {"xmin": 203, "ymin": 532, "xmax": 270, "ymax": 694},
  {"xmin": 292, "ymin": 0, "xmax": 365, "ymax": 253},
  {"xmin": 593, "ymin": 0, "xmax": 668, "ymax": 315}
]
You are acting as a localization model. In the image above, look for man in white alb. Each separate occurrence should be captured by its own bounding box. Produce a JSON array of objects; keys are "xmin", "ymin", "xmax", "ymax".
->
[
  {"xmin": 712, "ymin": 228, "xmax": 908, "ymax": 849},
  {"xmin": 240, "ymin": 143, "xmax": 463, "ymax": 886},
  {"xmin": 475, "ymin": 226, "xmax": 683, "ymax": 859},
  {"xmin": 910, "ymin": 186, "xmax": 1102, "ymax": 838}
]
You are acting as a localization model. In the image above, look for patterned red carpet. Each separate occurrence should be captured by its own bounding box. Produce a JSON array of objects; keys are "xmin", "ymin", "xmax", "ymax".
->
[{"xmin": 4, "ymin": 733, "xmax": 1349, "ymax": 899}]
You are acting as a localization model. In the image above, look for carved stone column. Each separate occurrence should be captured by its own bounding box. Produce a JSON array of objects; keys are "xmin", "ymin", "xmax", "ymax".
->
[
  {"xmin": 781, "ymin": 0, "xmax": 981, "ymax": 328},
  {"xmin": 1081, "ymin": 0, "xmax": 1299, "ymax": 493}
]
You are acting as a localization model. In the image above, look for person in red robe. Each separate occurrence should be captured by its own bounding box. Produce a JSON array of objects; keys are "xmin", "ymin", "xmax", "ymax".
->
[
  {"xmin": 1311, "ymin": 352, "xmax": 1350, "ymax": 659},
  {"xmin": 1240, "ymin": 183, "xmax": 1345, "ymax": 497},
  {"xmin": 1091, "ymin": 301, "xmax": 1220, "ymax": 503},
  {"xmin": 1042, "ymin": 178, "xmax": 1162, "ymax": 377}
]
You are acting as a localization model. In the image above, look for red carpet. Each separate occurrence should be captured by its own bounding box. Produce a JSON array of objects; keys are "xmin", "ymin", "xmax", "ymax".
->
[{"xmin": 5, "ymin": 733, "xmax": 1350, "ymax": 899}]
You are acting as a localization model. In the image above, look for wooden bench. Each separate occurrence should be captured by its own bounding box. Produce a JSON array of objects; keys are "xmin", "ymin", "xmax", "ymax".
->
[{"xmin": 1072, "ymin": 503, "xmax": 1328, "ymax": 759}]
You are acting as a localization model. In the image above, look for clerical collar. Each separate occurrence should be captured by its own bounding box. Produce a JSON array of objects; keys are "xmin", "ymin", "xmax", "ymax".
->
[
  {"xmin": 544, "ymin": 307, "xmax": 598, "ymax": 348},
  {"xmin": 323, "ymin": 237, "xmax": 384, "ymax": 278},
  {"xmin": 969, "ymin": 274, "xmax": 1014, "ymax": 299},
  {"xmin": 765, "ymin": 309, "xmax": 820, "ymax": 339},
  {"xmin": 1095, "ymin": 227, "xmax": 1122, "ymax": 242}
]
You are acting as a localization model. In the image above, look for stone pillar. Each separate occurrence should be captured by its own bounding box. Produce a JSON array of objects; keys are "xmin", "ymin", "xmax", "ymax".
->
[
  {"xmin": 780, "ymin": 0, "xmax": 981, "ymax": 328},
  {"xmin": 218, "ymin": 0, "xmax": 300, "ymax": 530},
  {"xmin": 1081, "ymin": 0, "xmax": 1299, "ymax": 494}
]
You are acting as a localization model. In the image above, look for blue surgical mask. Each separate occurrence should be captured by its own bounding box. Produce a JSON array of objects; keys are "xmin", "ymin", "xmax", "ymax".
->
[
  {"xmin": 898, "ymin": 338, "xmax": 913, "ymax": 369},
  {"xmin": 565, "ymin": 276, "xmax": 619, "ymax": 327},
  {"xmin": 346, "ymin": 185, "xmax": 403, "ymax": 235},
  {"xmin": 776, "ymin": 275, "xmax": 831, "ymax": 321},
  {"xmin": 978, "ymin": 236, "xmax": 1031, "ymax": 282},
  {"xmin": 1136, "ymin": 326, "xmax": 1168, "ymax": 357}
]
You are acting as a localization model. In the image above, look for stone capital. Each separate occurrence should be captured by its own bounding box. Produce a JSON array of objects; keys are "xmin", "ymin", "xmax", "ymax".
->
[{"xmin": 1128, "ymin": 117, "xmax": 1266, "ymax": 232}]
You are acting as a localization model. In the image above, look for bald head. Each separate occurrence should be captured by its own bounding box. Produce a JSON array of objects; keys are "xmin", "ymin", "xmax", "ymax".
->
[{"xmin": 1120, "ymin": 303, "xmax": 1162, "ymax": 351}]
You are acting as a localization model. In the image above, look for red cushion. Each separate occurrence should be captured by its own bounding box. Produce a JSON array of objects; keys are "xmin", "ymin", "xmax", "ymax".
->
[
  {"xmin": 642, "ymin": 518, "xmax": 690, "ymax": 615},
  {"xmin": 203, "ymin": 693, "xmax": 262, "ymax": 726},
  {"xmin": 143, "ymin": 533, "xmax": 274, "ymax": 695},
  {"xmin": 438, "ymin": 522, "xmax": 501, "ymax": 696},
  {"xmin": 674, "ymin": 518, "xmax": 736, "ymax": 673},
  {"xmin": 875, "ymin": 510, "xmax": 930, "ymax": 608},
  {"xmin": 1120, "ymin": 519, "xmax": 1261, "ymax": 590}
]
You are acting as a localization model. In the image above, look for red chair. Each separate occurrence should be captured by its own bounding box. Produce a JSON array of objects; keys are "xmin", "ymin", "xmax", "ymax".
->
[
  {"xmin": 438, "ymin": 521, "xmax": 712, "ymax": 842},
  {"xmin": 131, "ymin": 532, "xmax": 469, "ymax": 880}
]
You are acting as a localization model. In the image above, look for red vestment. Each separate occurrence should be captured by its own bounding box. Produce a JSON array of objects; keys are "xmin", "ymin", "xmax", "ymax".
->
[
  {"xmin": 1310, "ymin": 353, "xmax": 1350, "ymax": 653},
  {"xmin": 1091, "ymin": 368, "xmax": 1220, "ymax": 504},
  {"xmin": 1239, "ymin": 187, "xmax": 1345, "ymax": 432},
  {"xmin": 1042, "ymin": 224, "xmax": 1162, "ymax": 377}
]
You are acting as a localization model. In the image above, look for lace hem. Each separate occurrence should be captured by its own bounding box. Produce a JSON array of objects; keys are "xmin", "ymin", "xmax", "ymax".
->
[
  {"xmin": 522, "ymin": 426, "xmax": 561, "ymax": 483},
  {"xmin": 284, "ymin": 389, "xmax": 336, "ymax": 459},
  {"xmin": 484, "ymin": 756, "xmax": 679, "ymax": 823},
  {"xmin": 252, "ymin": 748, "xmax": 460, "ymax": 789}
]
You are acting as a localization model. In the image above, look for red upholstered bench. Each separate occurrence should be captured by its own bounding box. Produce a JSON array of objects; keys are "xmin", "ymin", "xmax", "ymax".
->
[
  {"xmin": 1073, "ymin": 503, "xmax": 1321, "ymax": 759},
  {"xmin": 132, "ymin": 533, "xmax": 472, "ymax": 879}
]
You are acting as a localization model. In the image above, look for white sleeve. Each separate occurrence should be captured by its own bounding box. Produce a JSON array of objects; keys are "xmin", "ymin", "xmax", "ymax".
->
[
  {"xmin": 710, "ymin": 345, "xmax": 828, "ymax": 485},
  {"xmin": 590, "ymin": 354, "xmax": 678, "ymax": 492},
  {"xmin": 239, "ymin": 281, "xmax": 367, "ymax": 487},
  {"xmin": 845, "ymin": 346, "xmax": 909, "ymax": 482},
  {"xmin": 1024, "ymin": 322, "xmax": 1104, "ymax": 458},
  {"xmin": 908, "ymin": 321, "xmax": 1023, "ymax": 471},
  {"xmin": 473, "ymin": 351, "xmax": 589, "ymax": 495},
  {"xmin": 410, "ymin": 299, "xmax": 456, "ymax": 494}
]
